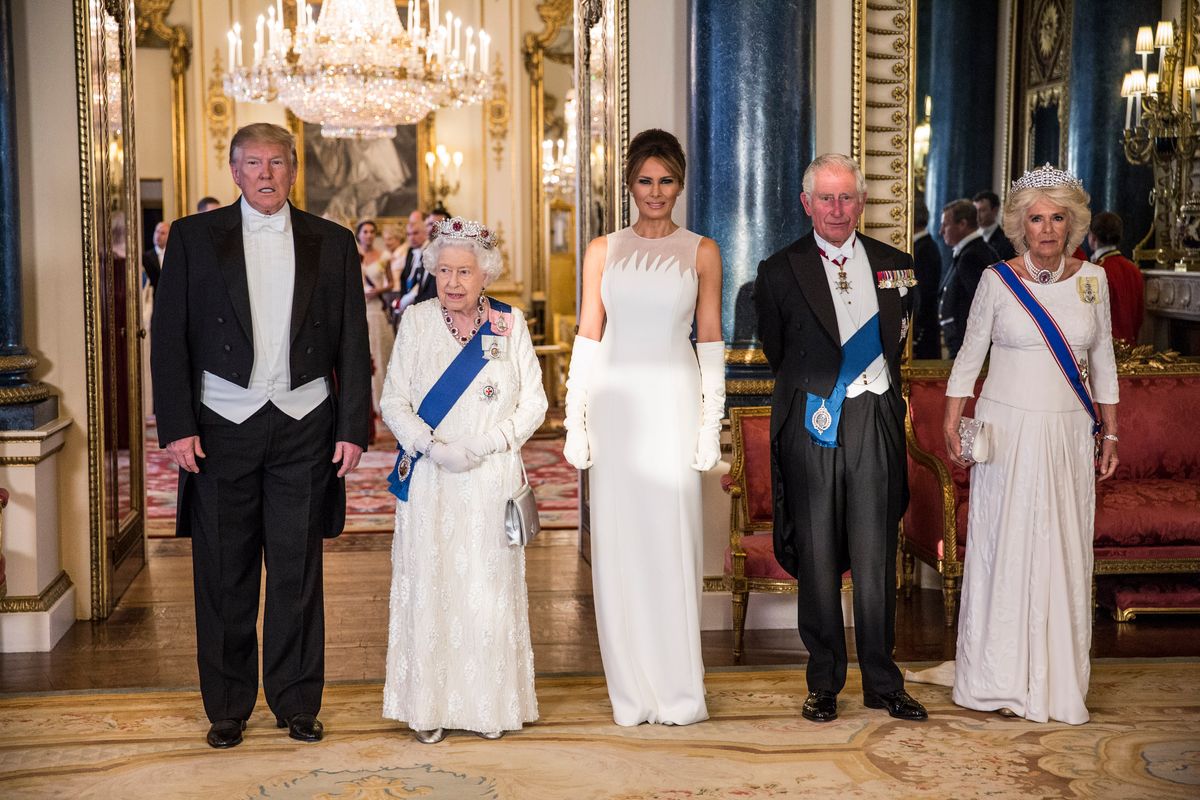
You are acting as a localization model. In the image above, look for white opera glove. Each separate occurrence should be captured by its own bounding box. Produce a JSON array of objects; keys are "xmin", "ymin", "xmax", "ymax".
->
[
  {"xmin": 458, "ymin": 428, "xmax": 509, "ymax": 459},
  {"xmin": 692, "ymin": 341, "xmax": 726, "ymax": 471},
  {"xmin": 563, "ymin": 335, "xmax": 600, "ymax": 469},
  {"xmin": 428, "ymin": 441, "xmax": 480, "ymax": 474}
]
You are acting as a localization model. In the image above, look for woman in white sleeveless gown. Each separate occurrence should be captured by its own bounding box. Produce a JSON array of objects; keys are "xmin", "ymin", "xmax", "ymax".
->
[
  {"xmin": 942, "ymin": 166, "xmax": 1119, "ymax": 724},
  {"xmin": 563, "ymin": 129, "xmax": 725, "ymax": 726}
]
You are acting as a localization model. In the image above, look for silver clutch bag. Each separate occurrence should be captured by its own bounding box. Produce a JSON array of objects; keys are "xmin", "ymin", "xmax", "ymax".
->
[
  {"xmin": 505, "ymin": 455, "xmax": 541, "ymax": 546},
  {"xmin": 958, "ymin": 417, "xmax": 992, "ymax": 464}
]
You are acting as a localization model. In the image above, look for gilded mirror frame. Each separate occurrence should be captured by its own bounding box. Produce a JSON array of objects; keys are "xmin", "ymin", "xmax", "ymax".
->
[
  {"xmin": 133, "ymin": 0, "xmax": 190, "ymax": 220},
  {"xmin": 76, "ymin": 0, "xmax": 146, "ymax": 618}
]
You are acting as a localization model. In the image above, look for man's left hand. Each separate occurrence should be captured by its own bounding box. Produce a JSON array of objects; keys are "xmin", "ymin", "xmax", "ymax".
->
[{"xmin": 333, "ymin": 441, "xmax": 364, "ymax": 477}]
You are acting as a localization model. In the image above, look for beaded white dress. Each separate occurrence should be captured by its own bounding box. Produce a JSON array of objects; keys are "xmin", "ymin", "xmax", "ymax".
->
[
  {"xmin": 363, "ymin": 258, "xmax": 395, "ymax": 414},
  {"xmin": 946, "ymin": 264, "xmax": 1118, "ymax": 724},
  {"xmin": 588, "ymin": 226, "xmax": 708, "ymax": 726},
  {"xmin": 380, "ymin": 300, "xmax": 546, "ymax": 733}
]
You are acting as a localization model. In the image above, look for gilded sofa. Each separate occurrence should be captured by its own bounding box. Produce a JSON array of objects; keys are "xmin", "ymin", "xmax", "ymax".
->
[{"xmin": 902, "ymin": 352, "xmax": 1200, "ymax": 625}]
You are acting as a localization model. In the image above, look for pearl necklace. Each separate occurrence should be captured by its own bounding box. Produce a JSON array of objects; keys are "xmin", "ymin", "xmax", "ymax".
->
[
  {"xmin": 442, "ymin": 296, "xmax": 486, "ymax": 344},
  {"xmin": 1023, "ymin": 250, "xmax": 1065, "ymax": 285}
]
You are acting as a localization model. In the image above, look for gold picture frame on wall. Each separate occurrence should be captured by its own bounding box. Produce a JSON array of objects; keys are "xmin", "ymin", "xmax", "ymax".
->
[{"xmin": 75, "ymin": 0, "xmax": 147, "ymax": 618}]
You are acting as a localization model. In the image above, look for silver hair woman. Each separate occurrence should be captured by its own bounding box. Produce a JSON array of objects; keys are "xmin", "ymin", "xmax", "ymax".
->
[
  {"xmin": 379, "ymin": 217, "xmax": 547, "ymax": 743},
  {"xmin": 941, "ymin": 165, "xmax": 1119, "ymax": 724}
]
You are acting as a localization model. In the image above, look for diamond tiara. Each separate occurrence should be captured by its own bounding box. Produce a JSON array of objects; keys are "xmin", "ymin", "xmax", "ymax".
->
[
  {"xmin": 1010, "ymin": 163, "xmax": 1084, "ymax": 193},
  {"xmin": 435, "ymin": 216, "xmax": 498, "ymax": 249}
]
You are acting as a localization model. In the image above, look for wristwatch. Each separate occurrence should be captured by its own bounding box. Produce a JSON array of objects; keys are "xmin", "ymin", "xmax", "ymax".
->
[{"xmin": 1101, "ymin": 433, "xmax": 1119, "ymax": 442}]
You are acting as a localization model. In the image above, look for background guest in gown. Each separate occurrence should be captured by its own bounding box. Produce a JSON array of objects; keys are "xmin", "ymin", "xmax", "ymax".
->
[
  {"xmin": 1086, "ymin": 212, "xmax": 1144, "ymax": 344},
  {"xmin": 938, "ymin": 199, "xmax": 999, "ymax": 357},
  {"xmin": 563, "ymin": 129, "xmax": 724, "ymax": 726},
  {"xmin": 973, "ymin": 191, "xmax": 1017, "ymax": 261},
  {"xmin": 911, "ymin": 202, "xmax": 943, "ymax": 358},
  {"xmin": 380, "ymin": 217, "xmax": 546, "ymax": 744},
  {"xmin": 357, "ymin": 219, "xmax": 395, "ymax": 418},
  {"xmin": 943, "ymin": 165, "xmax": 1119, "ymax": 724},
  {"xmin": 755, "ymin": 153, "xmax": 925, "ymax": 724}
]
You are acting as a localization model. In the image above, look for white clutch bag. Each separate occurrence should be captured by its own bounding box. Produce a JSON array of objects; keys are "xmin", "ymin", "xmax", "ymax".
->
[{"xmin": 958, "ymin": 417, "xmax": 992, "ymax": 464}]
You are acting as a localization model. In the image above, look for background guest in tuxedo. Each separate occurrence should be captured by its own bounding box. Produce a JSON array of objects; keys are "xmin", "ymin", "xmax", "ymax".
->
[
  {"xmin": 197, "ymin": 196, "xmax": 221, "ymax": 213},
  {"xmin": 973, "ymin": 191, "xmax": 1016, "ymax": 260},
  {"xmin": 755, "ymin": 153, "xmax": 926, "ymax": 725},
  {"xmin": 151, "ymin": 122, "xmax": 370, "ymax": 750},
  {"xmin": 939, "ymin": 199, "xmax": 999, "ymax": 357},
  {"xmin": 1087, "ymin": 212, "xmax": 1144, "ymax": 344},
  {"xmin": 397, "ymin": 210, "xmax": 439, "ymax": 313},
  {"xmin": 141, "ymin": 221, "xmax": 169, "ymax": 292},
  {"xmin": 911, "ymin": 202, "xmax": 943, "ymax": 358}
]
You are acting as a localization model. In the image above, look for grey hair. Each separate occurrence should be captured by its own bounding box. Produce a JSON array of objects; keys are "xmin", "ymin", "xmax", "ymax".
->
[
  {"xmin": 1001, "ymin": 182, "xmax": 1092, "ymax": 256},
  {"xmin": 802, "ymin": 153, "xmax": 868, "ymax": 196},
  {"xmin": 421, "ymin": 235, "xmax": 503, "ymax": 285}
]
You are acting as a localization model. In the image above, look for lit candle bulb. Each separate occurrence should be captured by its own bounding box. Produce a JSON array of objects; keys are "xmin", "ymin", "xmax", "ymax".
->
[
  {"xmin": 227, "ymin": 29, "xmax": 236, "ymax": 73},
  {"xmin": 425, "ymin": 150, "xmax": 436, "ymax": 183},
  {"xmin": 1147, "ymin": 71, "xmax": 1160, "ymax": 96},
  {"xmin": 1185, "ymin": 65, "xmax": 1200, "ymax": 123},
  {"xmin": 233, "ymin": 22, "xmax": 243, "ymax": 66},
  {"xmin": 1128, "ymin": 68, "xmax": 1147, "ymax": 127},
  {"xmin": 454, "ymin": 17, "xmax": 462, "ymax": 59},
  {"xmin": 266, "ymin": 6, "xmax": 274, "ymax": 54},
  {"xmin": 452, "ymin": 150, "xmax": 463, "ymax": 181},
  {"xmin": 466, "ymin": 43, "xmax": 476, "ymax": 73}
]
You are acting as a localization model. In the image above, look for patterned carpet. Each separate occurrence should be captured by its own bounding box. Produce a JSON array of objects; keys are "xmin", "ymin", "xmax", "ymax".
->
[
  {"xmin": 145, "ymin": 420, "xmax": 578, "ymax": 536},
  {"xmin": 1, "ymin": 662, "xmax": 1197, "ymax": 799}
]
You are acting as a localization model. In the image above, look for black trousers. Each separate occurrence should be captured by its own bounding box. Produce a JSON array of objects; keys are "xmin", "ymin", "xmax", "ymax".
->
[
  {"xmin": 190, "ymin": 400, "xmax": 332, "ymax": 723},
  {"xmin": 778, "ymin": 391, "xmax": 906, "ymax": 696}
]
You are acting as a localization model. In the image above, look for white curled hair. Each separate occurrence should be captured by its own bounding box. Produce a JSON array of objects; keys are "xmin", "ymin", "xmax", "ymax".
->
[{"xmin": 420, "ymin": 235, "xmax": 503, "ymax": 285}]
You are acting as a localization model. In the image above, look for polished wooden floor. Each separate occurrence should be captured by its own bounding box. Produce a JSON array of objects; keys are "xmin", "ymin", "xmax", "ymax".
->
[{"xmin": 2, "ymin": 530, "xmax": 1198, "ymax": 694}]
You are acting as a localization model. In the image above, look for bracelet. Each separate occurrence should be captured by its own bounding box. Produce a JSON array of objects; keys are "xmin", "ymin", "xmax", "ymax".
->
[{"xmin": 1101, "ymin": 433, "xmax": 1118, "ymax": 442}]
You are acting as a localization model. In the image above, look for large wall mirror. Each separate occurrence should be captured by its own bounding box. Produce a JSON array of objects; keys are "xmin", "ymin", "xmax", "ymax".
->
[{"xmin": 79, "ymin": 0, "xmax": 147, "ymax": 618}]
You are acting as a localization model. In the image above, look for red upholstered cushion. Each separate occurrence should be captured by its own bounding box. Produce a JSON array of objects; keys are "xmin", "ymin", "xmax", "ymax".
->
[
  {"xmin": 1095, "ymin": 478, "xmax": 1200, "ymax": 547},
  {"xmin": 1112, "ymin": 375, "xmax": 1200, "ymax": 480},
  {"xmin": 1096, "ymin": 575, "xmax": 1200, "ymax": 613},
  {"xmin": 1093, "ymin": 544, "xmax": 1200, "ymax": 561},
  {"xmin": 737, "ymin": 414, "xmax": 775, "ymax": 526},
  {"xmin": 724, "ymin": 533, "xmax": 794, "ymax": 581}
]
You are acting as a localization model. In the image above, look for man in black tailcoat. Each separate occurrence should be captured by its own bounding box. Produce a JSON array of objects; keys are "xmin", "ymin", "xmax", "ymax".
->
[
  {"xmin": 755, "ymin": 153, "xmax": 927, "ymax": 724},
  {"xmin": 938, "ymin": 198, "xmax": 1000, "ymax": 358},
  {"xmin": 152, "ymin": 122, "xmax": 370, "ymax": 749}
]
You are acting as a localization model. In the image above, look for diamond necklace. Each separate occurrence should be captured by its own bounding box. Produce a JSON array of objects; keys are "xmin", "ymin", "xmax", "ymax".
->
[
  {"xmin": 1023, "ymin": 250, "xmax": 1065, "ymax": 285},
  {"xmin": 442, "ymin": 296, "xmax": 486, "ymax": 344}
]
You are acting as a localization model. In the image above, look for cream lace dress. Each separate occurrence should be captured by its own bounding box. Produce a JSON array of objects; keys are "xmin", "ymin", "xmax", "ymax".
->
[
  {"xmin": 946, "ymin": 264, "xmax": 1118, "ymax": 724},
  {"xmin": 364, "ymin": 258, "xmax": 396, "ymax": 414},
  {"xmin": 380, "ymin": 299, "xmax": 546, "ymax": 733}
]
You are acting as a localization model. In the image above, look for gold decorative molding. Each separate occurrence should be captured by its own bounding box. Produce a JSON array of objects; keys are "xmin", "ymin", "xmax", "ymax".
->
[
  {"xmin": 0, "ymin": 444, "xmax": 66, "ymax": 466},
  {"xmin": 851, "ymin": 0, "xmax": 915, "ymax": 251},
  {"xmin": 725, "ymin": 348, "xmax": 768, "ymax": 366},
  {"xmin": 1112, "ymin": 342, "xmax": 1199, "ymax": 373},
  {"xmin": 206, "ymin": 49, "xmax": 232, "ymax": 162},
  {"xmin": 0, "ymin": 383, "xmax": 51, "ymax": 404},
  {"xmin": 727, "ymin": 379, "xmax": 774, "ymax": 396},
  {"xmin": 486, "ymin": 53, "xmax": 510, "ymax": 170},
  {"xmin": 134, "ymin": 0, "xmax": 191, "ymax": 218},
  {"xmin": 0, "ymin": 355, "xmax": 38, "ymax": 373},
  {"xmin": 0, "ymin": 570, "xmax": 73, "ymax": 614}
]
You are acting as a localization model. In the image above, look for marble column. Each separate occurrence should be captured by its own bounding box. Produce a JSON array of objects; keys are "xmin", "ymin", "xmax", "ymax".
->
[
  {"xmin": 925, "ymin": 0, "xmax": 1000, "ymax": 270},
  {"xmin": 0, "ymin": 0, "xmax": 52, "ymax": 430},
  {"xmin": 687, "ymin": 0, "xmax": 815, "ymax": 349},
  {"xmin": 1068, "ymin": 0, "xmax": 1155, "ymax": 255}
]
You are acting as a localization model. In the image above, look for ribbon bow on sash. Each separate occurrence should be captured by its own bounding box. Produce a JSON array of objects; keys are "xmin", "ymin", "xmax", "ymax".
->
[{"xmin": 246, "ymin": 213, "xmax": 287, "ymax": 234}]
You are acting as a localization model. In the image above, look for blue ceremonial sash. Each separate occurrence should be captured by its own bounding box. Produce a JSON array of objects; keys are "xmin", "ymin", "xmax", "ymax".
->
[
  {"xmin": 387, "ymin": 298, "xmax": 512, "ymax": 500},
  {"xmin": 804, "ymin": 313, "xmax": 883, "ymax": 448},
  {"xmin": 989, "ymin": 263, "xmax": 1100, "ymax": 432}
]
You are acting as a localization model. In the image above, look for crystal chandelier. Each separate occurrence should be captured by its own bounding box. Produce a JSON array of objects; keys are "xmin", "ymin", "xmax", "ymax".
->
[{"xmin": 225, "ymin": 0, "xmax": 491, "ymax": 139}]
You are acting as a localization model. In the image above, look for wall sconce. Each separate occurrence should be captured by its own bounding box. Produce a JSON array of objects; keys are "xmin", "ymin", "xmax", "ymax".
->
[{"xmin": 425, "ymin": 143, "xmax": 462, "ymax": 212}]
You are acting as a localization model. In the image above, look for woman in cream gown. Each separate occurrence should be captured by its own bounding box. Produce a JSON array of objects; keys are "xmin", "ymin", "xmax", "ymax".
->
[
  {"xmin": 357, "ymin": 219, "xmax": 395, "ymax": 415},
  {"xmin": 942, "ymin": 166, "xmax": 1119, "ymax": 724},
  {"xmin": 563, "ymin": 129, "xmax": 725, "ymax": 726},
  {"xmin": 381, "ymin": 218, "xmax": 546, "ymax": 742}
]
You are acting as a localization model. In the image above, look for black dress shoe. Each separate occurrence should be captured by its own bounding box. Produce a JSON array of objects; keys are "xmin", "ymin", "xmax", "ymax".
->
[
  {"xmin": 206, "ymin": 719, "xmax": 246, "ymax": 749},
  {"xmin": 863, "ymin": 689, "xmax": 928, "ymax": 721},
  {"xmin": 801, "ymin": 690, "xmax": 839, "ymax": 722},
  {"xmin": 276, "ymin": 712, "xmax": 324, "ymax": 742}
]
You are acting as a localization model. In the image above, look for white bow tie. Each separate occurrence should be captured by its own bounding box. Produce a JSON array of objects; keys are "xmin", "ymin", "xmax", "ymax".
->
[{"xmin": 246, "ymin": 213, "xmax": 286, "ymax": 234}]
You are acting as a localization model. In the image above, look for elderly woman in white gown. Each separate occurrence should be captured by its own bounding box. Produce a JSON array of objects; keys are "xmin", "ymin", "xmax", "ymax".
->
[
  {"xmin": 380, "ymin": 217, "xmax": 547, "ymax": 743},
  {"xmin": 941, "ymin": 165, "xmax": 1119, "ymax": 724}
]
